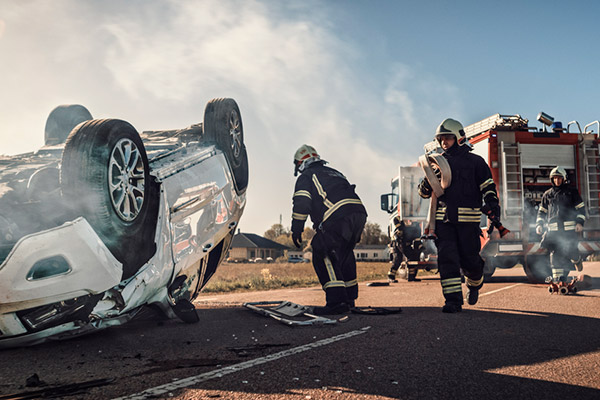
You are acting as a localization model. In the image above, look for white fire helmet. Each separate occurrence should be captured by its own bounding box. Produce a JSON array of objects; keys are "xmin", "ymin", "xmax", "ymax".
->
[
  {"xmin": 435, "ymin": 118, "xmax": 467, "ymax": 146},
  {"xmin": 293, "ymin": 144, "xmax": 321, "ymax": 176},
  {"xmin": 550, "ymin": 166, "xmax": 567, "ymax": 182}
]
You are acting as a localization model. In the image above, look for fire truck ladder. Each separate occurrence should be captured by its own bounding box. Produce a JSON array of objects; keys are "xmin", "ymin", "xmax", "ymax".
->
[
  {"xmin": 500, "ymin": 142, "xmax": 523, "ymax": 217},
  {"xmin": 581, "ymin": 141, "xmax": 600, "ymax": 214}
]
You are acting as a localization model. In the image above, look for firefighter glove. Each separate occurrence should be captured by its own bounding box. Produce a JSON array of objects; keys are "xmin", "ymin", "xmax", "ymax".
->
[
  {"xmin": 418, "ymin": 178, "xmax": 432, "ymax": 197},
  {"xmin": 490, "ymin": 204, "xmax": 501, "ymax": 220},
  {"xmin": 292, "ymin": 231, "xmax": 303, "ymax": 248}
]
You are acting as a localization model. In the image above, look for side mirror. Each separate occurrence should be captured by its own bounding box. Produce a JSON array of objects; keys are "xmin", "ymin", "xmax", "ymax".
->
[{"xmin": 380, "ymin": 193, "xmax": 394, "ymax": 213}]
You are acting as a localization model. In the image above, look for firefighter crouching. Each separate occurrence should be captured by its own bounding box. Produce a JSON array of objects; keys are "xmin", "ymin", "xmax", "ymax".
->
[
  {"xmin": 388, "ymin": 216, "xmax": 422, "ymax": 282},
  {"xmin": 291, "ymin": 145, "xmax": 367, "ymax": 315},
  {"xmin": 418, "ymin": 118, "xmax": 500, "ymax": 313},
  {"xmin": 535, "ymin": 166, "xmax": 586, "ymax": 283}
]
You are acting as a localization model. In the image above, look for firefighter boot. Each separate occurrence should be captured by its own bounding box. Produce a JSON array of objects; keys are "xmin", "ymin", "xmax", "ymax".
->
[
  {"xmin": 442, "ymin": 303, "xmax": 462, "ymax": 313},
  {"xmin": 387, "ymin": 272, "xmax": 398, "ymax": 283},
  {"xmin": 466, "ymin": 287, "xmax": 479, "ymax": 305},
  {"xmin": 407, "ymin": 267, "xmax": 421, "ymax": 282},
  {"xmin": 312, "ymin": 302, "xmax": 351, "ymax": 316}
]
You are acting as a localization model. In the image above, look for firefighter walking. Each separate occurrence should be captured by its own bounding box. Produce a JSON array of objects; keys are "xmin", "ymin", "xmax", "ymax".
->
[
  {"xmin": 418, "ymin": 118, "xmax": 500, "ymax": 313},
  {"xmin": 536, "ymin": 166, "xmax": 586, "ymax": 283},
  {"xmin": 291, "ymin": 145, "xmax": 367, "ymax": 315},
  {"xmin": 388, "ymin": 216, "xmax": 421, "ymax": 282}
]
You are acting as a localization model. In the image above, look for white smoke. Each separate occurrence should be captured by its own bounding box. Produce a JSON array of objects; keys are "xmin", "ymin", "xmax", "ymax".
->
[{"xmin": 0, "ymin": 0, "xmax": 465, "ymax": 234}]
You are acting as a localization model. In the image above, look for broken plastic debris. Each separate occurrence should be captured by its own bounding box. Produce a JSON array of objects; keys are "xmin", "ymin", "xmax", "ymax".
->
[
  {"xmin": 260, "ymin": 371, "xmax": 265, "ymax": 375},
  {"xmin": 356, "ymin": 370, "xmax": 361, "ymax": 373},
  {"xmin": 242, "ymin": 380, "xmax": 248, "ymax": 384},
  {"xmin": 293, "ymin": 377, "xmax": 300, "ymax": 381},
  {"xmin": 392, "ymin": 381, "xmax": 399, "ymax": 385}
]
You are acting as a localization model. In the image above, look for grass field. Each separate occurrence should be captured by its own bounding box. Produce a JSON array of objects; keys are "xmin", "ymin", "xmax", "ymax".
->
[{"xmin": 202, "ymin": 261, "xmax": 391, "ymax": 293}]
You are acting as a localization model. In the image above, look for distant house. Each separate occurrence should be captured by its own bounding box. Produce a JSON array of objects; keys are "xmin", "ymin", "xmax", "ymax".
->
[
  {"xmin": 354, "ymin": 244, "xmax": 389, "ymax": 262},
  {"xmin": 228, "ymin": 232, "xmax": 289, "ymax": 262}
]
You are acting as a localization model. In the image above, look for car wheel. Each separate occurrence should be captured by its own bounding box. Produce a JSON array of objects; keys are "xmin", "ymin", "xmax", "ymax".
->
[
  {"xmin": 60, "ymin": 119, "xmax": 159, "ymax": 279},
  {"xmin": 44, "ymin": 104, "xmax": 93, "ymax": 145},
  {"xmin": 203, "ymin": 98, "xmax": 249, "ymax": 194}
]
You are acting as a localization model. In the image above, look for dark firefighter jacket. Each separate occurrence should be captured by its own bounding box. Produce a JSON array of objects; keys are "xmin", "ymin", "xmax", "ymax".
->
[
  {"xmin": 418, "ymin": 144, "xmax": 498, "ymax": 223},
  {"xmin": 389, "ymin": 215, "xmax": 421, "ymax": 259},
  {"xmin": 292, "ymin": 162, "xmax": 366, "ymax": 235},
  {"xmin": 536, "ymin": 184, "xmax": 586, "ymax": 232}
]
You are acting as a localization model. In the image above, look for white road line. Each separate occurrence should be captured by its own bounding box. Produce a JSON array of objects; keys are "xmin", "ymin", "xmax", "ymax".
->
[
  {"xmin": 479, "ymin": 283, "xmax": 523, "ymax": 297},
  {"xmin": 113, "ymin": 326, "xmax": 371, "ymax": 400}
]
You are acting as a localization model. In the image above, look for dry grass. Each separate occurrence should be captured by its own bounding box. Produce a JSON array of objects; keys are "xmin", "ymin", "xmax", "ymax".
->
[{"xmin": 202, "ymin": 261, "xmax": 391, "ymax": 293}]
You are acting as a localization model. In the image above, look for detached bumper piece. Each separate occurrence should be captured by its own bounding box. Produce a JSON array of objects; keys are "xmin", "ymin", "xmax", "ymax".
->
[{"xmin": 243, "ymin": 301, "xmax": 341, "ymax": 326}]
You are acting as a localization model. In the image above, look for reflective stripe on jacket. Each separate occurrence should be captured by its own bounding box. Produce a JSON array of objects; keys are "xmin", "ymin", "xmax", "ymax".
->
[
  {"xmin": 421, "ymin": 144, "xmax": 499, "ymax": 223},
  {"xmin": 536, "ymin": 184, "xmax": 586, "ymax": 231},
  {"xmin": 292, "ymin": 162, "xmax": 366, "ymax": 235}
]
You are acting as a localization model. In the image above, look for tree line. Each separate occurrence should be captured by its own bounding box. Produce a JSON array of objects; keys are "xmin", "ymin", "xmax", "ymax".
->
[{"xmin": 263, "ymin": 221, "xmax": 390, "ymax": 250}]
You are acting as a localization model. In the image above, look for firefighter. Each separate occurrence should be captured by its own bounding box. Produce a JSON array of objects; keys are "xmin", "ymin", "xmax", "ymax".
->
[
  {"xmin": 418, "ymin": 118, "xmax": 499, "ymax": 313},
  {"xmin": 388, "ymin": 216, "xmax": 421, "ymax": 282},
  {"xmin": 535, "ymin": 166, "xmax": 586, "ymax": 283},
  {"xmin": 291, "ymin": 144, "xmax": 367, "ymax": 315}
]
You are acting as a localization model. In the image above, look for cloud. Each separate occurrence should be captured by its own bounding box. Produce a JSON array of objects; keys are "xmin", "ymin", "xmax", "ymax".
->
[
  {"xmin": 382, "ymin": 62, "xmax": 464, "ymax": 158},
  {"xmin": 0, "ymin": 0, "xmax": 464, "ymax": 235}
]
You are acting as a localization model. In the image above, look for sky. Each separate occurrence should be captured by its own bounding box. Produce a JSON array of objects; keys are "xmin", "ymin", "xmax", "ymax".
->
[{"xmin": 1, "ymin": 0, "xmax": 600, "ymax": 236}]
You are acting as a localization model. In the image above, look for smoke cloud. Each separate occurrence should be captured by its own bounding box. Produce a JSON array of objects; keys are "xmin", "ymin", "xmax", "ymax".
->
[{"xmin": 0, "ymin": 0, "xmax": 465, "ymax": 234}]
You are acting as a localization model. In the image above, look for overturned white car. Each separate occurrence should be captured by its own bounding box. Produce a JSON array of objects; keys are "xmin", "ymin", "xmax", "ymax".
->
[{"xmin": 0, "ymin": 98, "xmax": 248, "ymax": 348}]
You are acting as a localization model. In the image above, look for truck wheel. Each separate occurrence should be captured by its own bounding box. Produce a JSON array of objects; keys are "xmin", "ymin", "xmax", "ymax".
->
[
  {"xmin": 60, "ymin": 119, "xmax": 159, "ymax": 279},
  {"xmin": 523, "ymin": 255, "xmax": 551, "ymax": 284},
  {"xmin": 203, "ymin": 98, "xmax": 249, "ymax": 194},
  {"xmin": 44, "ymin": 104, "xmax": 93, "ymax": 145}
]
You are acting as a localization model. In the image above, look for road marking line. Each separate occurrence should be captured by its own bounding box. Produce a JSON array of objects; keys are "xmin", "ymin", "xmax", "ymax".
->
[
  {"xmin": 480, "ymin": 283, "xmax": 523, "ymax": 297},
  {"xmin": 113, "ymin": 326, "xmax": 371, "ymax": 400}
]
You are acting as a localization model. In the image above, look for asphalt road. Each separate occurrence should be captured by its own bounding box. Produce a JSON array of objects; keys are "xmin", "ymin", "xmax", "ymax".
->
[{"xmin": 1, "ymin": 263, "xmax": 599, "ymax": 400}]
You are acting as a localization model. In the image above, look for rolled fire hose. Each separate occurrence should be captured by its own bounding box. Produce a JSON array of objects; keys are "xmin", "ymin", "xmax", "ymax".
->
[{"xmin": 418, "ymin": 153, "xmax": 451, "ymax": 238}]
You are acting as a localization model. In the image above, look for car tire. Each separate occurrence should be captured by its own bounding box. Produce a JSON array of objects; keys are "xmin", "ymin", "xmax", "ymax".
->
[
  {"xmin": 60, "ymin": 119, "xmax": 159, "ymax": 279},
  {"xmin": 44, "ymin": 104, "xmax": 93, "ymax": 145},
  {"xmin": 203, "ymin": 98, "xmax": 249, "ymax": 194}
]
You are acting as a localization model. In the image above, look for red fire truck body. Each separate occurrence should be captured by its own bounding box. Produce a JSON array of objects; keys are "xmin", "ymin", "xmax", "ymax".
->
[{"xmin": 381, "ymin": 113, "xmax": 600, "ymax": 283}]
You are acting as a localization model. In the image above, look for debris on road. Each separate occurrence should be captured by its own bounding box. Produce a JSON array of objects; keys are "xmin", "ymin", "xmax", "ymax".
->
[
  {"xmin": 351, "ymin": 306, "xmax": 402, "ymax": 315},
  {"xmin": 244, "ymin": 301, "xmax": 339, "ymax": 326}
]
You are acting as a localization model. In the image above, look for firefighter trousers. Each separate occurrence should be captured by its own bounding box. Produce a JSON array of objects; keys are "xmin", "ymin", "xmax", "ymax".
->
[
  {"xmin": 545, "ymin": 230, "xmax": 579, "ymax": 282},
  {"xmin": 388, "ymin": 248, "xmax": 404, "ymax": 278},
  {"xmin": 311, "ymin": 212, "xmax": 367, "ymax": 306},
  {"xmin": 435, "ymin": 221, "xmax": 484, "ymax": 305}
]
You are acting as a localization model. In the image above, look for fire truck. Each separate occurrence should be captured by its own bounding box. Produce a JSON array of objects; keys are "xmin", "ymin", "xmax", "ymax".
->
[{"xmin": 380, "ymin": 112, "xmax": 600, "ymax": 283}]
